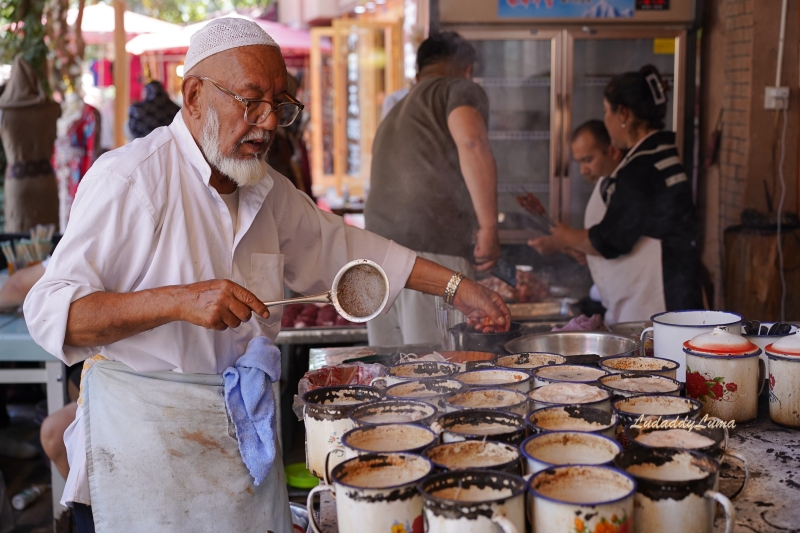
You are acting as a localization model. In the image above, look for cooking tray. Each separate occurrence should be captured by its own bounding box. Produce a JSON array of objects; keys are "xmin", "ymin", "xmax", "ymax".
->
[
  {"xmin": 508, "ymin": 299, "xmax": 577, "ymax": 322},
  {"xmin": 504, "ymin": 331, "xmax": 640, "ymax": 360}
]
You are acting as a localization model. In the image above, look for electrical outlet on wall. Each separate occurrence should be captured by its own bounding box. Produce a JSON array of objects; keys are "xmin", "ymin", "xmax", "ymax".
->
[{"xmin": 765, "ymin": 87, "xmax": 790, "ymax": 110}]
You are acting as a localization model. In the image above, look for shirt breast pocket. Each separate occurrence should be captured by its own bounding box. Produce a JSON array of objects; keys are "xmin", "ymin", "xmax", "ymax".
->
[{"xmin": 248, "ymin": 253, "xmax": 284, "ymax": 328}]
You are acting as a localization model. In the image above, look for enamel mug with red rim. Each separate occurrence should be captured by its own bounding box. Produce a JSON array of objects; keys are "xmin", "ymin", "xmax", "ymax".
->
[
  {"xmin": 683, "ymin": 327, "xmax": 764, "ymax": 423},
  {"xmin": 765, "ymin": 334, "xmax": 800, "ymax": 427}
]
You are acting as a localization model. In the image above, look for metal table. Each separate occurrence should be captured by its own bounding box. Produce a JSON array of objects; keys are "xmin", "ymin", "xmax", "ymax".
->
[
  {"xmin": 275, "ymin": 327, "xmax": 367, "ymax": 346},
  {"xmin": 0, "ymin": 314, "xmax": 67, "ymax": 523}
]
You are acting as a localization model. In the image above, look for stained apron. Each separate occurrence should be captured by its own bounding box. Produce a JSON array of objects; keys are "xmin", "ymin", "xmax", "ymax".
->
[
  {"xmin": 82, "ymin": 360, "xmax": 292, "ymax": 533},
  {"xmin": 584, "ymin": 177, "xmax": 666, "ymax": 325}
]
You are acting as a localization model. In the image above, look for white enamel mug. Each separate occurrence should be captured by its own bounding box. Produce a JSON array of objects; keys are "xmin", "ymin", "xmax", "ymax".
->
[
  {"xmin": 340, "ymin": 423, "xmax": 438, "ymax": 460},
  {"xmin": 301, "ymin": 385, "xmax": 383, "ymax": 479},
  {"xmin": 615, "ymin": 448, "xmax": 735, "ymax": 533},
  {"xmin": 599, "ymin": 355, "xmax": 680, "ymax": 380},
  {"xmin": 527, "ymin": 465, "xmax": 636, "ymax": 533},
  {"xmin": 520, "ymin": 431, "xmax": 622, "ymax": 475},
  {"xmin": 527, "ymin": 405, "xmax": 619, "ymax": 438},
  {"xmin": 742, "ymin": 322, "xmax": 798, "ymax": 372},
  {"xmin": 420, "ymin": 470, "xmax": 527, "ymax": 533},
  {"xmin": 641, "ymin": 311, "xmax": 743, "ymax": 381},
  {"xmin": 531, "ymin": 364, "xmax": 608, "ymax": 388},
  {"xmin": 384, "ymin": 378, "xmax": 466, "ymax": 410},
  {"xmin": 444, "ymin": 388, "xmax": 529, "ymax": 416},
  {"xmin": 307, "ymin": 453, "xmax": 432, "ymax": 533},
  {"xmin": 373, "ymin": 361, "xmax": 462, "ymax": 388},
  {"xmin": 454, "ymin": 368, "xmax": 534, "ymax": 393}
]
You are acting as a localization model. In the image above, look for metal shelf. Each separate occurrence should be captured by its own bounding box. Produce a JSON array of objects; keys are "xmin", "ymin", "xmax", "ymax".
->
[
  {"xmin": 498, "ymin": 183, "xmax": 550, "ymax": 194},
  {"xmin": 577, "ymin": 74, "xmax": 675, "ymax": 87},
  {"xmin": 474, "ymin": 77, "xmax": 551, "ymax": 88},
  {"xmin": 489, "ymin": 130, "xmax": 551, "ymax": 141}
]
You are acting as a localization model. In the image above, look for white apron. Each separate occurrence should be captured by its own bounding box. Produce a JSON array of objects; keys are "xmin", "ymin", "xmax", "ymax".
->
[
  {"xmin": 584, "ymin": 177, "xmax": 666, "ymax": 325},
  {"xmin": 82, "ymin": 360, "xmax": 293, "ymax": 533}
]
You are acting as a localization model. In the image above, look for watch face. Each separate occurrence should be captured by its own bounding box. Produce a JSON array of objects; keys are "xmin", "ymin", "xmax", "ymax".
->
[{"xmin": 636, "ymin": 0, "xmax": 670, "ymax": 10}]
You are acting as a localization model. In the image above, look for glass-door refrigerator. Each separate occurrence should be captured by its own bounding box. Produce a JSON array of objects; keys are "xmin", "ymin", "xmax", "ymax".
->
[{"xmin": 440, "ymin": 0, "xmax": 697, "ymax": 307}]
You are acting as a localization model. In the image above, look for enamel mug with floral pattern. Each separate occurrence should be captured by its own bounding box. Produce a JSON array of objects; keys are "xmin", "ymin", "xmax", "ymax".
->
[
  {"xmin": 527, "ymin": 465, "xmax": 635, "ymax": 533},
  {"xmin": 307, "ymin": 453, "xmax": 432, "ymax": 533},
  {"xmin": 683, "ymin": 327, "xmax": 764, "ymax": 423},
  {"xmin": 765, "ymin": 334, "xmax": 800, "ymax": 428}
]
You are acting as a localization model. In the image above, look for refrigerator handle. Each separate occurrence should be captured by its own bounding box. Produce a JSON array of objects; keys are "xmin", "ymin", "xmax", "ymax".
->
[
  {"xmin": 554, "ymin": 92, "xmax": 563, "ymax": 179},
  {"xmin": 562, "ymin": 91, "xmax": 571, "ymax": 179}
]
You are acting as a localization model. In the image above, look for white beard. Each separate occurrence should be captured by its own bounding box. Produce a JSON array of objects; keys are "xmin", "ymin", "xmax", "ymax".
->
[{"xmin": 199, "ymin": 107, "xmax": 270, "ymax": 187}]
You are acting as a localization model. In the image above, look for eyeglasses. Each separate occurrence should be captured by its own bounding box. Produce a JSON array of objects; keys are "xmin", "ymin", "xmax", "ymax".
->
[{"xmin": 188, "ymin": 75, "xmax": 304, "ymax": 127}]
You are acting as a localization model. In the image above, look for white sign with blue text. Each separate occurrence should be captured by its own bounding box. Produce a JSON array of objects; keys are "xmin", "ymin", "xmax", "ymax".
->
[{"xmin": 499, "ymin": 0, "xmax": 635, "ymax": 19}]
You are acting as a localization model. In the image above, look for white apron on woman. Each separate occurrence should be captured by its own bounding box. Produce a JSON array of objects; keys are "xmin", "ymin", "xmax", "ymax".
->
[{"xmin": 584, "ymin": 176, "xmax": 666, "ymax": 325}]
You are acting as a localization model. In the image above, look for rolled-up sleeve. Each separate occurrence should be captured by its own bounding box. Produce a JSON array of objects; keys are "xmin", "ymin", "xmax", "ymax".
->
[
  {"xmin": 23, "ymin": 172, "xmax": 156, "ymax": 365},
  {"xmin": 272, "ymin": 175, "xmax": 417, "ymax": 312}
]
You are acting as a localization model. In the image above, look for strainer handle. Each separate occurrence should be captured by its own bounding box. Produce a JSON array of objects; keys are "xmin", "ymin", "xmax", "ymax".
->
[{"xmin": 263, "ymin": 291, "xmax": 332, "ymax": 308}]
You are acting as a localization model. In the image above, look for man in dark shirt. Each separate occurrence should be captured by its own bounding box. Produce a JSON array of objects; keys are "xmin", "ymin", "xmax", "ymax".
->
[{"xmin": 365, "ymin": 32, "xmax": 501, "ymax": 345}]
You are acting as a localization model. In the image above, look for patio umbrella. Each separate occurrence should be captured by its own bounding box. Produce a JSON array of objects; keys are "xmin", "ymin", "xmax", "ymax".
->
[
  {"xmin": 67, "ymin": 3, "xmax": 180, "ymax": 45},
  {"xmin": 126, "ymin": 13, "xmax": 323, "ymax": 57}
]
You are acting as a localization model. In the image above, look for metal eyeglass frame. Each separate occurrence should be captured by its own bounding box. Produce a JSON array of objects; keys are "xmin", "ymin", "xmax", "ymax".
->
[{"xmin": 187, "ymin": 75, "xmax": 304, "ymax": 127}]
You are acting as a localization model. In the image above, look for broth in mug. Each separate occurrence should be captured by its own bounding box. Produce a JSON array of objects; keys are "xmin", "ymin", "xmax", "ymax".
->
[{"xmin": 634, "ymin": 429, "xmax": 716, "ymax": 449}]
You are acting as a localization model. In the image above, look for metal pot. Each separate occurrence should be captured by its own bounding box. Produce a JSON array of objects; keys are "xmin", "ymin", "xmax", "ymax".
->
[
  {"xmin": 448, "ymin": 322, "xmax": 524, "ymax": 355},
  {"xmin": 504, "ymin": 331, "xmax": 640, "ymax": 363}
]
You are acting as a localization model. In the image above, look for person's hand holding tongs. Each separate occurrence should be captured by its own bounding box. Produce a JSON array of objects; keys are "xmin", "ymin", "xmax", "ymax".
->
[{"xmin": 516, "ymin": 193, "xmax": 587, "ymax": 266}]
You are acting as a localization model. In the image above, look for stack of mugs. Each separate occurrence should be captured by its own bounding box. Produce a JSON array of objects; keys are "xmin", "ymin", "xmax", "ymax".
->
[{"xmin": 300, "ymin": 320, "xmax": 757, "ymax": 532}]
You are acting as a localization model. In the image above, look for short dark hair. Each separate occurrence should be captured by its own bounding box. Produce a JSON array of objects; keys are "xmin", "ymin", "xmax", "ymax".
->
[
  {"xmin": 416, "ymin": 32, "xmax": 476, "ymax": 73},
  {"xmin": 603, "ymin": 64, "xmax": 669, "ymax": 130},
  {"xmin": 571, "ymin": 120, "xmax": 611, "ymax": 150}
]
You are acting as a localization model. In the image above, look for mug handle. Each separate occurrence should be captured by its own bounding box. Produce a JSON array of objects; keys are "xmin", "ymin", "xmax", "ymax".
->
[
  {"xmin": 757, "ymin": 358, "xmax": 767, "ymax": 396},
  {"xmin": 723, "ymin": 450, "xmax": 750, "ymax": 500},
  {"xmin": 705, "ymin": 490, "xmax": 736, "ymax": 533},
  {"xmin": 306, "ymin": 484, "xmax": 335, "ymax": 533},
  {"xmin": 369, "ymin": 376, "xmax": 387, "ymax": 389},
  {"xmin": 640, "ymin": 327, "xmax": 654, "ymax": 357},
  {"xmin": 323, "ymin": 450, "xmax": 333, "ymax": 486},
  {"xmin": 706, "ymin": 417, "xmax": 729, "ymax": 451},
  {"xmin": 491, "ymin": 514, "xmax": 518, "ymax": 533}
]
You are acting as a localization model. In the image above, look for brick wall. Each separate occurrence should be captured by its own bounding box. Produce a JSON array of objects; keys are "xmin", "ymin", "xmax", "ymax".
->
[
  {"xmin": 718, "ymin": 0, "xmax": 753, "ymax": 229},
  {"xmin": 699, "ymin": 0, "xmax": 798, "ymax": 310}
]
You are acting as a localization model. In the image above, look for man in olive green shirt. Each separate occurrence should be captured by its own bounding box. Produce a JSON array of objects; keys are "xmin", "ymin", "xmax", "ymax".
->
[{"xmin": 366, "ymin": 32, "xmax": 501, "ymax": 346}]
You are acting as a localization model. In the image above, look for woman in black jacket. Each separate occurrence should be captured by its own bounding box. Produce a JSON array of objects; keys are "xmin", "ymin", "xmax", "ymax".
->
[{"xmin": 530, "ymin": 65, "xmax": 703, "ymax": 317}]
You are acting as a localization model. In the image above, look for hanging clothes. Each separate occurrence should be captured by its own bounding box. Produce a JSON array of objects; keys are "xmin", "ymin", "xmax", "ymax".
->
[
  {"xmin": 54, "ymin": 100, "xmax": 101, "ymax": 231},
  {"xmin": 0, "ymin": 56, "xmax": 60, "ymax": 233},
  {"xmin": 127, "ymin": 81, "xmax": 180, "ymax": 139}
]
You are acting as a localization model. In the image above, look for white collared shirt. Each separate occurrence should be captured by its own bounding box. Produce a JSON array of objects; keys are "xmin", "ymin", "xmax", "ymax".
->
[{"xmin": 23, "ymin": 113, "xmax": 416, "ymax": 505}]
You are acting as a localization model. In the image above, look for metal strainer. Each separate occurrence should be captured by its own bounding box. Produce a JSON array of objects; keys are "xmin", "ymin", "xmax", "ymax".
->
[{"xmin": 263, "ymin": 259, "xmax": 390, "ymax": 322}]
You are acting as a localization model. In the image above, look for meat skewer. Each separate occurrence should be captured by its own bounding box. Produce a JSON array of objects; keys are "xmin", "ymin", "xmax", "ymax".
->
[{"xmin": 515, "ymin": 193, "xmax": 556, "ymax": 228}]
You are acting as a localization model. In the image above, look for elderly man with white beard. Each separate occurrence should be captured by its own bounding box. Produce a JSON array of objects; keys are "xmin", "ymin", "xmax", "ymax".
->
[{"xmin": 23, "ymin": 18, "xmax": 510, "ymax": 533}]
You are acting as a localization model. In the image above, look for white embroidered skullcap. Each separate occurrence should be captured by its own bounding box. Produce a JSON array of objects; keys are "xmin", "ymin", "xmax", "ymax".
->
[{"xmin": 184, "ymin": 17, "xmax": 280, "ymax": 73}]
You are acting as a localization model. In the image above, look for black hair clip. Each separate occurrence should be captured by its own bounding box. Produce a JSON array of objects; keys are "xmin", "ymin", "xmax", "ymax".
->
[{"xmin": 645, "ymin": 73, "xmax": 667, "ymax": 105}]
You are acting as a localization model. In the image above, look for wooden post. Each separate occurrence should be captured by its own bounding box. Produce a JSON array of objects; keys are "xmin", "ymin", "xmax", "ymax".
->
[{"xmin": 113, "ymin": 0, "xmax": 129, "ymax": 147}]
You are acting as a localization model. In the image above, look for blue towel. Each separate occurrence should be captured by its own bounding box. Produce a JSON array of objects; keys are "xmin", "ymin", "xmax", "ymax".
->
[{"xmin": 223, "ymin": 336, "xmax": 281, "ymax": 486}]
